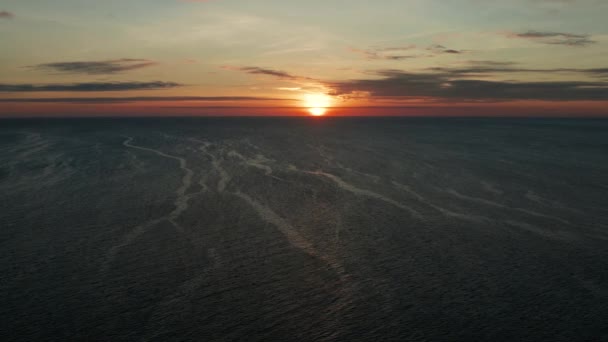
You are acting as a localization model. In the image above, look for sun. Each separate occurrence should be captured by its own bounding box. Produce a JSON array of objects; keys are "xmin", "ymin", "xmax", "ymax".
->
[
  {"xmin": 308, "ymin": 107, "xmax": 327, "ymax": 116},
  {"xmin": 303, "ymin": 93, "xmax": 332, "ymax": 116}
]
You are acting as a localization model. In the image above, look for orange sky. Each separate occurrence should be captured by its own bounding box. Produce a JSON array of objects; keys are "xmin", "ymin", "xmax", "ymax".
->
[
  {"xmin": 3, "ymin": 100, "xmax": 608, "ymax": 118},
  {"xmin": 1, "ymin": 1, "xmax": 608, "ymax": 117}
]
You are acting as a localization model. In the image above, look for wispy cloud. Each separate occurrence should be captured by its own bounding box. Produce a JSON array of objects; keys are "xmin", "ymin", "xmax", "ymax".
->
[
  {"xmin": 0, "ymin": 10, "xmax": 14, "ymax": 19},
  {"xmin": 0, "ymin": 81, "xmax": 181, "ymax": 92},
  {"xmin": 222, "ymin": 66, "xmax": 315, "ymax": 82},
  {"xmin": 349, "ymin": 45, "xmax": 418, "ymax": 60},
  {"xmin": 508, "ymin": 30, "xmax": 596, "ymax": 46},
  {"xmin": 223, "ymin": 65, "xmax": 331, "ymax": 95},
  {"xmin": 226, "ymin": 66, "xmax": 299, "ymax": 80},
  {"xmin": 277, "ymin": 87, "xmax": 302, "ymax": 91},
  {"xmin": 350, "ymin": 44, "xmax": 466, "ymax": 61},
  {"xmin": 426, "ymin": 44, "xmax": 466, "ymax": 54},
  {"xmin": 30, "ymin": 59, "xmax": 159, "ymax": 75}
]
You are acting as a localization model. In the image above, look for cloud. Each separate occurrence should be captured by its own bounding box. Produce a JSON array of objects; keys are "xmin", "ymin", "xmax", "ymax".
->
[
  {"xmin": 0, "ymin": 96, "xmax": 286, "ymax": 103},
  {"xmin": 224, "ymin": 61, "xmax": 608, "ymax": 103},
  {"xmin": 349, "ymin": 45, "xmax": 419, "ymax": 60},
  {"xmin": 277, "ymin": 87, "xmax": 302, "ymax": 91},
  {"xmin": 509, "ymin": 30, "xmax": 596, "ymax": 46},
  {"xmin": 427, "ymin": 44, "xmax": 466, "ymax": 54},
  {"xmin": 0, "ymin": 11, "xmax": 13, "ymax": 19},
  {"xmin": 350, "ymin": 44, "xmax": 466, "ymax": 61},
  {"xmin": 327, "ymin": 69, "xmax": 608, "ymax": 102},
  {"xmin": 222, "ymin": 66, "xmax": 317, "ymax": 83},
  {"xmin": 426, "ymin": 60, "xmax": 608, "ymax": 77},
  {"xmin": 0, "ymin": 81, "xmax": 181, "ymax": 92},
  {"xmin": 223, "ymin": 66, "xmax": 300, "ymax": 80},
  {"xmin": 30, "ymin": 59, "xmax": 159, "ymax": 75}
]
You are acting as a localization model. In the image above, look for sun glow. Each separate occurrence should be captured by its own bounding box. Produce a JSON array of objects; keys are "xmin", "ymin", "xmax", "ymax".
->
[
  {"xmin": 303, "ymin": 93, "xmax": 332, "ymax": 116},
  {"xmin": 309, "ymin": 107, "xmax": 327, "ymax": 116}
]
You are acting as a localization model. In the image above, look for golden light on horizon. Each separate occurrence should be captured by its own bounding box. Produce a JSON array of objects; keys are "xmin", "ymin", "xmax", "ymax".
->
[
  {"xmin": 303, "ymin": 93, "xmax": 332, "ymax": 116},
  {"xmin": 308, "ymin": 107, "xmax": 327, "ymax": 116}
]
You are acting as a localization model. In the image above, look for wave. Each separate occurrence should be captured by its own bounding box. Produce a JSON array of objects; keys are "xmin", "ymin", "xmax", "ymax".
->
[
  {"xmin": 302, "ymin": 169, "xmax": 422, "ymax": 219},
  {"xmin": 102, "ymin": 136, "xmax": 203, "ymax": 272},
  {"xmin": 446, "ymin": 188, "xmax": 571, "ymax": 225}
]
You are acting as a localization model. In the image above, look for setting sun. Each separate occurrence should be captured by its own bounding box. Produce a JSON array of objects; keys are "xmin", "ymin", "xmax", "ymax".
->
[
  {"xmin": 308, "ymin": 107, "xmax": 327, "ymax": 116},
  {"xmin": 303, "ymin": 93, "xmax": 332, "ymax": 116}
]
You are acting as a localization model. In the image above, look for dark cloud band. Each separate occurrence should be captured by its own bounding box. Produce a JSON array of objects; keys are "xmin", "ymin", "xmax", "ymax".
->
[
  {"xmin": 30, "ymin": 59, "xmax": 158, "ymax": 75},
  {"xmin": 509, "ymin": 30, "xmax": 596, "ymax": 46},
  {"xmin": 0, "ymin": 96, "xmax": 287, "ymax": 103},
  {"xmin": 328, "ymin": 69, "xmax": 608, "ymax": 102},
  {"xmin": 0, "ymin": 82, "xmax": 181, "ymax": 92}
]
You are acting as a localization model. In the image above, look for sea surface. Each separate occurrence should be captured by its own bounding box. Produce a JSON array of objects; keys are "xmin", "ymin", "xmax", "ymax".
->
[{"xmin": 1, "ymin": 117, "xmax": 607, "ymax": 341}]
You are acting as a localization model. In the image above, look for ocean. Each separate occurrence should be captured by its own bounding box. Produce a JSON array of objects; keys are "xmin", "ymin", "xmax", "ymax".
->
[{"xmin": 1, "ymin": 117, "xmax": 607, "ymax": 341}]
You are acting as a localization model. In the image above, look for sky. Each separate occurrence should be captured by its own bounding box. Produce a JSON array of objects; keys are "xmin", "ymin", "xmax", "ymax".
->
[{"xmin": 1, "ymin": 0, "xmax": 607, "ymax": 117}]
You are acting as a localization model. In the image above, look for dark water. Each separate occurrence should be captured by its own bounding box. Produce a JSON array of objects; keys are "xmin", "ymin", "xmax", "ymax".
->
[{"xmin": 1, "ymin": 117, "xmax": 607, "ymax": 341}]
